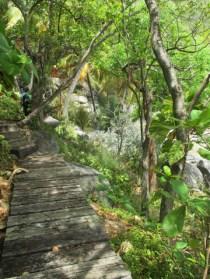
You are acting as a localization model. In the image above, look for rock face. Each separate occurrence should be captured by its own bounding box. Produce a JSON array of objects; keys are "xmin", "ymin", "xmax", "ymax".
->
[{"xmin": 184, "ymin": 143, "xmax": 210, "ymax": 190}]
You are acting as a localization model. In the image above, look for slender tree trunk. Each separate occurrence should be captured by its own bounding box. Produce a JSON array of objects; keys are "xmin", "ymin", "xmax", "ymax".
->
[
  {"xmin": 144, "ymin": 0, "xmax": 187, "ymax": 220},
  {"xmin": 141, "ymin": 85, "xmax": 155, "ymax": 216},
  {"xmin": 87, "ymin": 73, "xmax": 97, "ymax": 114}
]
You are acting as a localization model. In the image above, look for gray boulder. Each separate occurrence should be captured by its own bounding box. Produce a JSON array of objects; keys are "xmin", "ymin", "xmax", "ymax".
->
[
  {"xmin": 183, "ymin": 162, "xmax": 204, "ymax": 190},
  {"xmin": 184, "ymin": 143, "xmax": 210, "ymax": 189}
]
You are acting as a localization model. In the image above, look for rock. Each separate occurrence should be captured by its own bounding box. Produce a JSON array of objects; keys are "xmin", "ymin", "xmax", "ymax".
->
[
  {"xmin": 184, "ymin": 143, "xmax": 210, "ymax": 189},
  {"xmin": 197, "ymin": 160, "xmax": 210, "ymax": 188},
  {"xmin": 183, "ymin": 162, "xmax": 204, "ymax": 190},
  {"xmin": 70, "ymin": 95, "xmax": 88, "ymax": 105},
  {"xmin": 43, "ymin": 116, "xmax": 60, "ymax": 127},
  {"xmin": 74, "ymin": 126, "xmax": 88, "ymax": 138}
]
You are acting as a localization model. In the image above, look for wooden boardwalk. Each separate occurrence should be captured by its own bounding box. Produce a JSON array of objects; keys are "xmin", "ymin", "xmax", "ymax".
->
[{"xmin": 1, "ymin": 152, "xmax": 131, "ymax": 279}]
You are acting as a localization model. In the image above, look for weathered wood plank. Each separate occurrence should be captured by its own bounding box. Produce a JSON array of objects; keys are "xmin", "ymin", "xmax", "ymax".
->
[
  {"xmin": 12, "ymin": 179, "xmax": 82, "ymax": 191},
  {"xmin": 6, "ymin": 215, "xmax": 101, "ymax": 241},
  {"xmin": 12, "ymin": 185, "xmax": 82, "ymax": 198},
  {"xmin": 14, "ymin": 166, "xmax": 97, "ymax": 182},
  {"xmin": 20, "ymin": 154, "xmax": 64, "ymax": 162},
  {"xmin": 10, "ymin": 198, "xmax": 88, "ymax": 215},
  {"xmin": 4, "ymin": 257, "xmax": 131, "ymax": 279},
  {"xmin": 2, "ymin": 242, "xmax": 115, "ymax": 277},
  {"xmin": 19, "ymin": 161, "xmax": 66, "ymax": 169},
  {"xmin": 7, "ymin": 206, "xmax": 94, "ymax": 227},
  {"xmin": 3, "ymin": 226, "xmax": 108, "ymax": 257},
  {"xmin": 11, "ymin": 190, "xmax": 84, "ymax": 206}
]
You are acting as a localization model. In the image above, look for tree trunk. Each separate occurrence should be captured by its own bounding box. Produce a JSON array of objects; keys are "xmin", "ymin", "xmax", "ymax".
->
[
  {"xmin": 141, "ymin": 85, "xmax": 156, "ymax": 216},
  {"xmin": 87, "ymin": 73, "xmax": 97, "ymax": 115},
  {"xmin": 144, "ymin": 0, "xmax": 187, "ymax": 220}
]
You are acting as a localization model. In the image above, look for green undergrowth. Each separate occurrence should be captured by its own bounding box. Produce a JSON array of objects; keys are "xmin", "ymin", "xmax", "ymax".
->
[
  {"xmin": 97, "ymin": 206, "xmax": 203, "ymax": 279},
  {"xmin": 0, "ymin": 135, "xmax": 12, "ymax": 172},
  {"xmin": 111, "ymin": 225, "xmax": 202, "ymax": 279},
  {"xmin": 0, "ymin": 90, "xmax": 23, "ymax": 121}
]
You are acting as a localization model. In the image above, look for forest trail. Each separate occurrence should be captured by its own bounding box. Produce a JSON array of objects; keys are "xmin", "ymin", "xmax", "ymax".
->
[{"xmin": 0, "ymin": 122, "xmax": 131, "ymax": 279}]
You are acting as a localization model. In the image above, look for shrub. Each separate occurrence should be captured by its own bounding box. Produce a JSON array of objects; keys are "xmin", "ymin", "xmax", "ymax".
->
[
  {"xmin": 112, "ymin": 226, "xmax": 201, "ymax": 279},
  {"xmin": 0, "ymin": 92, "xmax": 23, "ymax": 120},
  {"xmin": 0, "ymin": 135, "xmax": 12, "ymax": 170}
]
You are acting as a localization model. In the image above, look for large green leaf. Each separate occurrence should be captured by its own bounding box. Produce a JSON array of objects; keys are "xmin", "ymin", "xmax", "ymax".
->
[
  {"xmin": 175, "ymin": 241, "xmax": 188, "ymax": 250},
  {"xmin": 190, "ymin": 110, "xmax": 202, "ymax": 121},
  {"xmin": 170, "ymin": 179, "xmax": 189, "ymax": 202},
  {"xmin": 0, "ymin": 32, "xmax": 37, "ymax": 84},
  {"xmin": 187, "ymin": 107, "xmax": 210, "ymax": 131},
  {"xmin": 189, "ymin": 198, "xmax": 210, "ymax": 217},
  {"xmin": 162, "ymin": 206, "xmax": 186, "ymax": 236},
  {"xmin": 198, "ymin": 148, "xmax": 210, "ymax": 160}
]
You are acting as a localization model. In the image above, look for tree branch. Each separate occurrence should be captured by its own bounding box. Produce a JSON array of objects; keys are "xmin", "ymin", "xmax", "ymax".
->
[
  {"xmin": 63, "ymin": 21, "xmax": 114, "ymax": 118},
  {"xmin": 144, "ymin": 0, "xmax": 187, "ymax": 142},
  {"xmin": 29, "ymin": 0, "xmax": 44, "ymax": 14},
  {"xmin": 188, "ymin": 73, "xmax": 210, "ymax": 114}
]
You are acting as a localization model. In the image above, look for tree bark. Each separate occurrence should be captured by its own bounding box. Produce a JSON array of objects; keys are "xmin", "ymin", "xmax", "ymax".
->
[
  {"xmin": 87, "ymin": 73, "xmax": 97, "ymax": 114},
  {"xmin": 144, "ymin": 0, "xmax": 187, "ymax": 220}
]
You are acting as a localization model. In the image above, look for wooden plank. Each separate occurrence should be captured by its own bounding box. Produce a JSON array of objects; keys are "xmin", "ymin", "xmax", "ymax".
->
[
  {"xmin": 12, "ymin": 185, "xmax": 82, "ymax": 198},
  {"xmin": 13, "ymin": 179, "xmax": 82, "ymax": 191},
  {"xmin": 14, "ymin": 167, "xmax": 98, "ymax": 182},
  {"xmin": 10, "ymin": 198, "xmax": 88, "ymax": 215},
  {"xmin": 3, "ymin": 256, "xmax": 131, "ymax": 279},
  {"xmin": 3, "ymin": 226, "xmax": 108, "ymax": 257},
  {"xmin": 19, "ymin": 154, "xmax": 64, "ymax": 162},
  {"xmin": 6, "ymin": 215, "xmax": 101, "ymax": 241},
  {"xmin": 7, "ymin": 206, "xmax": 94, "ymax": 227},
  {"xmin": 11, "ymin": 190, "xmax": 84, "ymax": 206},
  {"xmin": 19, "ymin": 162, "xmax": 66, "ymax": 169},
  {"xmin": 2, "ymin": 242, "xmax": 115, "ymax": 277}
]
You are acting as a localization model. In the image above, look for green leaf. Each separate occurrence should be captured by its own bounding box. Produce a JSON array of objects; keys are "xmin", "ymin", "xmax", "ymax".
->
[
  {"xmin": 189, "ymin": 198, "xmax": 210, "ymax": 217},
  {"xmin": 0, "ymin": 32, "xmax": 9, "ymax": 50},
  {"xmin": 188, "ymin": 106, "xmax": 210, "ymax": 131},
  {"xmin": 168, "ymin": 140, "xmax": 185, "ymax": 165},
  {"xmin": 190, "ymin": 110, "xmax": 202, "ymax": 121},
  {"xmin": 162, "ymin": 205, "xmax": 186, "ymax": 236},
  {"xmin": 163, "ymin": 165, "xmax": 172, "ymax": 176},
  {"xmin": 160, "ymin": 176, "xmax": 167, "ymax": 184},
  {"xmin": 175, "ymin": 241, "xmax": 188, "ymax": 250},
  {"xmin": 170, "ymin": 179, "xmax": 189, "ymax": 202},
  {"xmin": 198, "ymin": 148, "xmax": 210, "ymax": 160}
]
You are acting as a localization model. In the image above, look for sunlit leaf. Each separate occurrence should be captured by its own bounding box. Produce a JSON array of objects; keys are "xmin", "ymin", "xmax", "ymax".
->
[
  {"xmin": 170, "ymin": 179, "xmax": 189, "ymax": 202},
  {"xmin": 162, "ymin": 206, "xmax": 186, "ymax": 236},
  {"xmin": 175, "ymin": 241, "xmax": 188, "ymax": 250},
  {"xmin": 163, "ymin": 165, "xmax": 172, "ymax": 176},
  {"xmin": 6, "ymin": 5, "xmax": 24, "ymax": 30}
]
